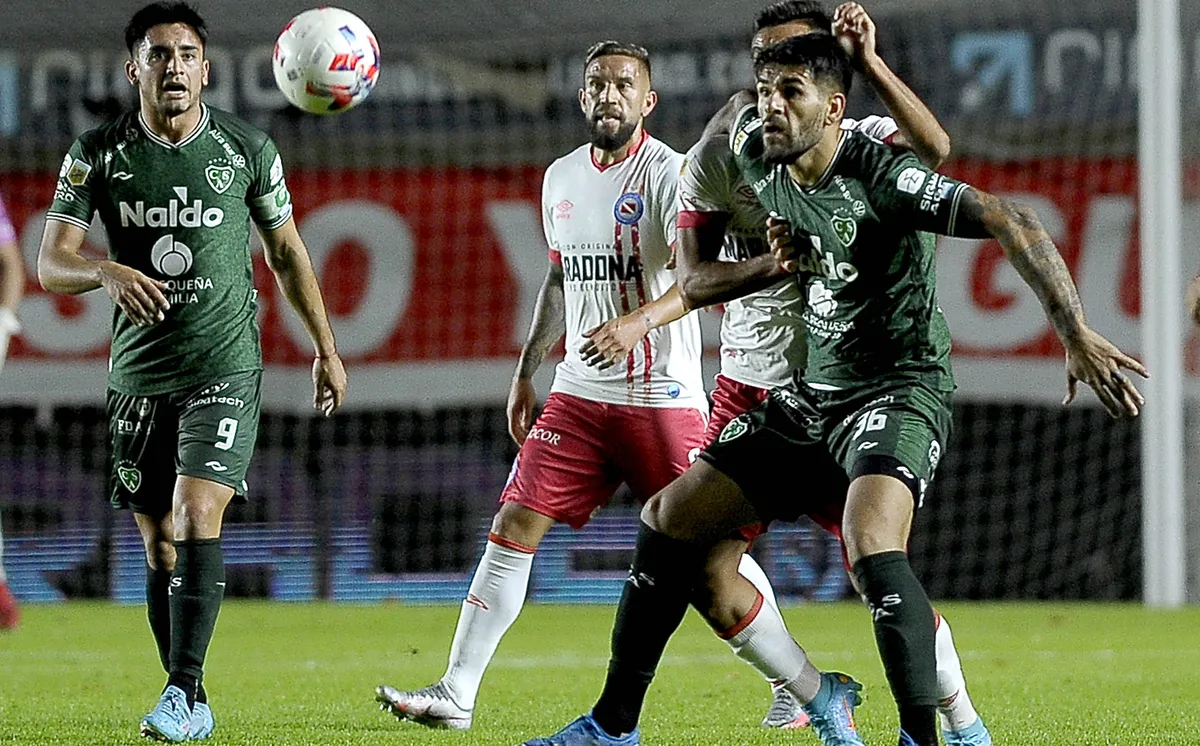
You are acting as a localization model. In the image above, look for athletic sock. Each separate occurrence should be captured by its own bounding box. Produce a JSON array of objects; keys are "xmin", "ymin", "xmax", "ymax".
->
[
  {"xmin": 440, "ymin": 534, "xmax": 535, "ymax": 709},
  {"xmin": 146, "ymin": 564, "xmax": 173, "ymax": 673},
  {"xmin": 852, "ymin": 551, "xmax": 938, "ymax": 746},
  {"xmin": 933, "ymin": 611, "xmax": 980, "ymax": 732},
  {"xmin": 591, "ymin": 522, "xmax": 707, "ymax": 737},
  {"xmin": 737, "ymin": 553, "xmax": 780, "ymax": 616},
  {"xmin": 169, "ymin": 539, "xmax": 225, "ymax": 708},
  {"xmin": 719, "ymin": 591, "xmax": 822, "ymax": 704}
]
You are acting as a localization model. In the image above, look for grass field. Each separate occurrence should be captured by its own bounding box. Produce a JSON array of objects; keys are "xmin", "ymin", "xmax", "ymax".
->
[{"xmin": 1, "ymin": 602, "xmax": 1199, "ymax": 745}]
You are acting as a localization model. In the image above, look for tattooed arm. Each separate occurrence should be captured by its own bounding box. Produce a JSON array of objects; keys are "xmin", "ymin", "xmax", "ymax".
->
[
  {"xmin": 955, "ymin": 187, "xmax": 1148, "ymax": 417},
  {"xmin": 508, "ymin": 262, "xmax": 565, "ymax": 444}
]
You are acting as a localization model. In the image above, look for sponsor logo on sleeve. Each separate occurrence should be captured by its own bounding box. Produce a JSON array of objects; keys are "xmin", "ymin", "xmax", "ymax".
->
[
  {"xmin": 896, "ymin": 167, "xmax": 927, "ymax": 195},
  {"xmin": 270, "ymin": 154, "xmax": 284, "ymax": 185},
  {"xmin": 66, "ymin": 159, "xmax": 92, "ymax": 186}
]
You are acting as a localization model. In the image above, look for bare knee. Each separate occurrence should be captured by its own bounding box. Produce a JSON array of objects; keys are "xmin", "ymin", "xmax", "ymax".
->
[
  {"xmin": 145, "ymin": 538, "xmax": 176, "ymax": 572},
  {"xmin": 490, "ymin": 502, "xmax": 554, "ymax": 549}
]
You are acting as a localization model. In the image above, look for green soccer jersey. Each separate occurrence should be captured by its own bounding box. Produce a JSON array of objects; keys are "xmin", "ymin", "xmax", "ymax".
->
[
  {"xmin": 730, "ymin": 105, "xmax": 967, "ymax": 391},
  {"xmin": 48, "ymin": 105, "xmax": 293, "ymax": 396}
]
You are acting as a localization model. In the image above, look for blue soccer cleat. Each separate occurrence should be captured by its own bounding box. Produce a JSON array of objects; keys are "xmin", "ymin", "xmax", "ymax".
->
[
  {"xmin": 521, "ymin": 713, "xmax": 639, "ymax": 746},
  {"xmin": 801, "ymin": 672, "xmax": 866, "ymax": 746},
  {"xmin": 140, "ymin": 685, "xmax": 192, "ymax": 743},
  {"xmin": 189, "ymin": 701, "xmax": 215, "ymax": 741},
  {"xmin": 944, "ymin": 717, "xmax": 992, "ymax": 746}
]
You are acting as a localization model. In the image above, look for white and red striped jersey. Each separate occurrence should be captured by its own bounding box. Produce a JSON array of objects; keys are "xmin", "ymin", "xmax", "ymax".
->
[
  {"xmin": 677, "ymin": 116, "xmax": 900, "ymax": 390},
  {"xmin": 542, "ymin": 131, "xmax": 706, "ymax": 413}
]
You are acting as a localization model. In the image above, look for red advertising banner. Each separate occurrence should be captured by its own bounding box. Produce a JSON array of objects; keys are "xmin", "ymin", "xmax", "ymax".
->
[{"xmin": 1, "ymin": 159, "xmax": 1197, "ymax": 408}]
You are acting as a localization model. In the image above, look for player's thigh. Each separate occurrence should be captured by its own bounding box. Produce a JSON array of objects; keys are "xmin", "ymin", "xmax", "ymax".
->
[
  {"xmin": 640, "ymin": 460, "xmax": 761, "ymax": 544},
  {"xmin": 842, "ymin": 475, "xmax": 917, "ymax": 564},
  {"xmin": 173, "ymin": 371, "xmax": 262, "ymax": 499},
  {"xmin": 614, "ymin": 404, "xmax": 708, "ymax": 502},
  {"xmin": 827, "ymin": 383, "xmax": 952, "ymax": 507},
  {"xmin": 699, "ymin": 387, "xmax": 846, "ymax": 527},
  {"xmin": 107, "ymin": 389, "xmax": 178, "ymax": 516},
  {"xmin": 499, "ymin": 393, "xmax": 621, "ymax": 530}
]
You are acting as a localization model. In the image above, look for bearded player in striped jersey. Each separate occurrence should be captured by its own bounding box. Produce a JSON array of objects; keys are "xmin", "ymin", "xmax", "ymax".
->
[
  {"xmin": 374, "ymin": 41, "xmax": 858, "ymax": 740},
  {"xmin": 577, "ymin": 3, "xmax": 989, "ymax": 744}
]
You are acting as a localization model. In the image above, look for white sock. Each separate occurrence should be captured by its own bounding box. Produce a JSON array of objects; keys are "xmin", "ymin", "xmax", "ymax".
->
[
  {"xmin": 934, "ymin": 612, "xmax": 981, "ymax": 731},
  {"xmin": 737, "ymin": 553, "xmax": 780, "ymax": 615},
  {"xmin": 723, "ymin": 592, "xmax": 822, "ymax": 703},
  {"xmin": 439, "ymin": 536, "xmax": 535, "ymax": 710}
]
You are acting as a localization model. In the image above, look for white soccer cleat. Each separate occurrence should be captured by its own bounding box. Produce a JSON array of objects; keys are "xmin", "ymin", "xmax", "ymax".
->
[
  {"xmin": 375, "ymin": 682, "xmax": 473, "ymax": 730},
  {"xmin": 761, "ymin": 686, "xmax": 811, "ymax": 729}
]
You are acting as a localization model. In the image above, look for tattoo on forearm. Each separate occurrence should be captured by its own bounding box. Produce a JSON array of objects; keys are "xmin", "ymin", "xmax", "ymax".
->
[
  {"xmin": 517, "ymin": 265, "xmax": 566, "ymax": 378},
  {"xmin": 958, "ymin": 189, "xmax": 1085, "ymax": 340}
]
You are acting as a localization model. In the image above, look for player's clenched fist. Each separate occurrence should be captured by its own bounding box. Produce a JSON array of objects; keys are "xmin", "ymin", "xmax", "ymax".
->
[
  {"xmin": 765, "ymin": 216, "xmax": 799, "ymax": 273},
  {"xmin": 312, "ymin": 353, "xmax": 347, "ymax": 417},
  {"xmin": 98, "ymin": 261, "xmax": 170, "ymax": 327},
  {"xmin": 833, "ymin": 3, "xmax": 879, "ymax": 68},
  {"xmin": 507, "ymin": 377, "xmax": 537, "ymax": 445}
]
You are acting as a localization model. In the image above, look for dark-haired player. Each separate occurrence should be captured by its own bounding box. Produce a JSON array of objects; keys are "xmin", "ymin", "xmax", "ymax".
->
[
  {"xmin": 37, "ymin": 2, "xmax": 346, "ymax": 741},
  {"xmin": 374, "ymin": 40, "xmax": 855, "ymax": 738},
  {"xmin": 526, "ymin": 33, "xmax": 1145, "ymax": 746},
  {"xmin": 579, "ymin": 2, "xmax": 987, "ymax": 740}
]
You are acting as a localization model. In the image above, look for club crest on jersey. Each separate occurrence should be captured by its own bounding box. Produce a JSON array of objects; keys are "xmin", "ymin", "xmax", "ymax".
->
[
  {"xmin": 831, "ymin": 215, "xmax": 857, "ymax": 247},
  {"xmin": 205, "ymin": 163, "xmax": 235, "ymax": 195},
  {"xmin": 117, "ymin": 463, "xmax": 142, "ymax": 493},
  {"xmin": 614, "ymin": 192, "xmax": 644, "ymax": 225},
  {"xmin": 718, "ymin": 415, "xmax": 750, "ymax": 443}
]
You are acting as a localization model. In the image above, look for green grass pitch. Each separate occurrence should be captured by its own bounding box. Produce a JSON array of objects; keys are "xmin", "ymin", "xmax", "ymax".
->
[{"xmin": 2, "ymin": 602, "xmax": 1198, "ymax": 745}]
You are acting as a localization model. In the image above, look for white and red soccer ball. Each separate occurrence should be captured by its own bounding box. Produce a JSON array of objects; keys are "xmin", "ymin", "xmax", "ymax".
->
[{"xmin": 272, "ymin": 7, "xmax": 380, "ymax": 115}]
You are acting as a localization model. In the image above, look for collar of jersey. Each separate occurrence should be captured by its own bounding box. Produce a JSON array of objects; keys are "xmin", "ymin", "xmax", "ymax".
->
[
  {"xmin": 787, "ymin": 129, "xmax": 847, "ymax": 195},
  {"xmin": 591, "ymin": 128, "xmax": 649, "ymax": 172},
  {"xmin": 138, "ymin": 104, "xmax": 210, "ymax": 150}
]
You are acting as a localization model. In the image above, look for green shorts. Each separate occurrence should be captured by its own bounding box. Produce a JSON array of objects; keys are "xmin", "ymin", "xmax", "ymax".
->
[
  {"xmin": 699, "ymin": 378, "xmax": 952, "ymax": 524},
  {"xmin": 107, "ymin": 370, "xmax": 262, "ymax": 514}
]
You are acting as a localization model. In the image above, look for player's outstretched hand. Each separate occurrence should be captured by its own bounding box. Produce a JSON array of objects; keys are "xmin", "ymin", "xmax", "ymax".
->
[
  {"xmin": 580, "ymin": 313, "xmax": 649, "ymax": 370},
  {"xmin": 766, "ymin": 216, "xmax": 799, "ymax": 273},
  {"xmin": 312, "ymin": 353, "xmax": 346, "ymax": 417},
  {"xmin": 833, "ymin": 2, "xmax": 879, "ymax": 69},
  {"xmin": 1063, "ymin": 326, "xmax": 1148, "ymax": 418},
  {"xmin": 507, "ymin": 377, "xmax": 537, "ymax": 445},
  {"xmin": 1185, "ymin": 274, "xmax": 1200, "ymax": 327},
  {"xmin": 99, "ymin": 261, "xmax": 170, "ymax": 327}
]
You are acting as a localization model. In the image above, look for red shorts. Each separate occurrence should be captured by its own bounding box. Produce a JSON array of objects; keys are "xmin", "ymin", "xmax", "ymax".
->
[
  {"xmin": 707, "ymin": 375, "xmax": 847, "ymax": 547},
  {"xmin": 500, "ymin": 393, "xmax": 708, "ymax": 529}
]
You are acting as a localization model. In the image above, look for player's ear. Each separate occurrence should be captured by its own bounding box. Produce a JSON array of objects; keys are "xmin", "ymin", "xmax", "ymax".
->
[
  {"xmin": 125, "ymin": 59, "xmax": 138, "ymax": 87},
  {"xmin": 825, "ymin": 90, "xmax": 847, "ymax": 128},
  {"xmin": 201, "ymin": 58, "xmax": 210, "ymax": 87},
  {"xmin": 577, "ymin": 86, "xmax": 588, "ymax": 116},
  {"xmin": 641, "ymin": 88, "xmax": 658, "ymax": 118}
]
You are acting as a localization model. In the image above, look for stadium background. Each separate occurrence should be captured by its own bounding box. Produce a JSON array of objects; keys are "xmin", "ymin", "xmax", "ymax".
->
[{"xmin": 0, "ymin": 0, "xmax": 1197, "ymax": 607}]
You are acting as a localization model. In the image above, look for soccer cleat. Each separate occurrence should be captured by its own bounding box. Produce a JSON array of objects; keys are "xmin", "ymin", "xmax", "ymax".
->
[
  {"xmin": 189, "ymin": 702, "xmax": 214, "ymax": 741},
  {"xmin": 944, "ymin": 717, "xmax": 993, "ymax": 746},
  {"xmin": 0, "ymin": 582, "xmax": 19, "ymax": 630},
  {"xmin": 520, "ymin": 713, "xmax": 639, "ymax": 746},
  {"xmin": 375, "ymin": 682, "xmax": 472, "ymax": 730},
  {"xmin": 761, "ymin": 686, "xmax": 811, "ymax": 729},
  {"xmin": 801, "ymin": 672, "xmax": 866, "ymax": 746},
  {"xmin": 140, "ymin": 685, "xmax": 192, "ymax": 743}
]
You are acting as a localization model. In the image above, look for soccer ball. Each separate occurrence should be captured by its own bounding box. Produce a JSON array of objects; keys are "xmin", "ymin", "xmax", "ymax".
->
[{"xmin": 272, "ymin": 7, "xmax": 380, "ymax": 115}]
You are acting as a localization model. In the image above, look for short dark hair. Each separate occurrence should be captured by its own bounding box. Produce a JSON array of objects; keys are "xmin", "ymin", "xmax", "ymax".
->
[
  {"xmin": 754, "ymin": 33, "xmax": 853, "ymax": 96},
  {"xmin": 125, "ymin": 2, "xmax": 208, "ymax": 56},
  {"xmin": 584, "ymin": 41, "xmax": 652, "ymax": 80},
  {"xmin": 754, "ymin": 1, "xmax": 832, "ymax": 33}
]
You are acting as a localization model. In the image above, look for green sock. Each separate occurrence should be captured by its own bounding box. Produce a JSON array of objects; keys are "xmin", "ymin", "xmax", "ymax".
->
[
  {"xmin": 852, "ymin": 551, "xmax": 939, "ymax": 746},
  {"xmin": 168, "ymin": 539, "xmax": 225, "ymax": 707}
]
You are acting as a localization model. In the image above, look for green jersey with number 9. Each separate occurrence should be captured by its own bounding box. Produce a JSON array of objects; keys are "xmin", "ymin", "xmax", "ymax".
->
[{"xmin": 47, "ymin": 105, "xmax": 292, "ymax": 396}]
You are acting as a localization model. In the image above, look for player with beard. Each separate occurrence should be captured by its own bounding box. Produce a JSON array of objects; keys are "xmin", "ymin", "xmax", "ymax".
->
[
  {"xmin": 374, "ymin": 41, "xmax": 857, "ymax": 739},
  {"xmin": 578, "ymin": 3, "xmax": 990, "ymax": 742},
  {"xmin": 37, "ymin": 3, "xmax": 347, "ymax": 741},
  {"xmin": 526, "ymin": 33, "xmax": 1146, "ymax": 746}
]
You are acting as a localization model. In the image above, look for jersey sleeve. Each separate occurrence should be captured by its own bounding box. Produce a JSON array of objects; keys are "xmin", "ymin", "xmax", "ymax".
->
[
  {"xmin": 540, "ymin": 167, "xmax": 561, "ymax": 265},
  {"xmin": 728, "ymin": 105, "xmax": 770, "ymax": 191},
  {"xmin": 677, "ymin": 136, "xmax": 737, "ymax": 230},
  {"xmin": 842, "ymin": 115, "xmax": 899, "ymax": 144},
  {"xmin": 246, "ymin": 137, "xmax": 294, "ymax": 230},
  {"xmin": 867, "ymin": 148, "xmax": 970, "ymax": 236},
  {"xmin": 46, "ymin": 139, "xmax": 98, "ymax": 231}
]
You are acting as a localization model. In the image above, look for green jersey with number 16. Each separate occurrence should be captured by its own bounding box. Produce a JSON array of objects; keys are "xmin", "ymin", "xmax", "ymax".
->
[
  {"xmin": 730, "ymin": 105, "xmax": 966, "ymax": 392},
  {"xmin": 47, "ymin": 105, "xmax": 293, "ymax": 396}
]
